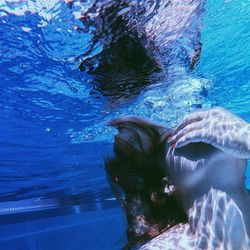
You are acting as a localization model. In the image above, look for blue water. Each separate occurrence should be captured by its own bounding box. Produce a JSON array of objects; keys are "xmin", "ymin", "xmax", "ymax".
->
[{"xmin": 0, "ymin": 0, "xmax": 250, "ymax": 207}]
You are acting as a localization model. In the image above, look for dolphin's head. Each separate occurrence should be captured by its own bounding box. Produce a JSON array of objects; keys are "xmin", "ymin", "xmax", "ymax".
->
[{"xmin": 165, "ymin": 142, "xmax": 247, "ymax": 201}]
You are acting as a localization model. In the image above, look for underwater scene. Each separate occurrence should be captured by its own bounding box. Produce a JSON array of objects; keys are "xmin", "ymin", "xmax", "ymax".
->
[{"xmin": 0, "ymin": 0, "xmax": 250, "ymax": 249}]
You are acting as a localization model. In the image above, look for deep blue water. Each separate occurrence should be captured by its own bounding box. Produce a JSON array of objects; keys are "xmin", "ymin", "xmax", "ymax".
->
[{"xmin": 0, "ymin": 0, "xmax": 250, "ymax": 205}]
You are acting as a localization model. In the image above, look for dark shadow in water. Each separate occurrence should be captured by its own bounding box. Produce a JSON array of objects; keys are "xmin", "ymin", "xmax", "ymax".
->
[
  {"xmin": 78, "ymin": 3, "xmax": 164, "ymax": 102},
  {"xmin": 80, "ymin": 31, "xmax": 162, "ymax": 101},
  {"xmin": 76, "ymin": 1, "xmax": 203, "ymax": 102}
]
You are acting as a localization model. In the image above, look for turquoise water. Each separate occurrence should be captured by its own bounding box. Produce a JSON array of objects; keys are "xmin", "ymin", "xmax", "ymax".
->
[{"xmin": 200, "ymin": 0, "xmax": 250, "ymax": 117}]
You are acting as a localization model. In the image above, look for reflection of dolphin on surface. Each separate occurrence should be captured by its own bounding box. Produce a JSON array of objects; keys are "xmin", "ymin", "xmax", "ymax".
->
[
  {"xmin": 68, "ymin": 0, "xmax": 207, "ymax": 99},
  {"xmin": 105, "ymin": 108, "xmax": 250, "ymax": 249},
  {"xmin": 75, "ymin": 0, "xmax": 206, "ymax": 72},
  {"xmin": 68, "ymin": 0, "xmax": 212, "ymax": 142}
]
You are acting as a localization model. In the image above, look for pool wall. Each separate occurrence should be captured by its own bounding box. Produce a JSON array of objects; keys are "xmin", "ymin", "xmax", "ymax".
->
[{"xmin": 0, "ymin": 192, "xmax": 127, "ymax": 250}]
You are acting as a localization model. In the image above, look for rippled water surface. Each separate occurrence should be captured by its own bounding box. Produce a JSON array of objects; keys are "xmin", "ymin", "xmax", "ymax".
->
[{"xmin": 0, "ymin": 0, "xmax": 249, "ymax": 201}]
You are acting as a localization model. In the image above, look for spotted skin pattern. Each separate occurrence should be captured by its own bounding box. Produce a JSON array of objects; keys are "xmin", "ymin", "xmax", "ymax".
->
[
  {"xmin": 139, "ymin": 223, "xmax": 191, "ymax": 250},
  {"xmin": 169, "ymin": 107, "xmax": 250, "ymax": 159},
  {"xmin": 140, "ymin": 189, "xmax": 250, "ymax": 250},
  {"xmin": 139, "ymin": 107, "xmax": 250, "ymax": 249}
]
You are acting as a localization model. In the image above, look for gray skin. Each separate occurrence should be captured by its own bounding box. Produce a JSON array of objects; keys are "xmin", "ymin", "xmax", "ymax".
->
[
  {"xmin": 141, "ymin": 108, "xmax": 250, "ymax": 249},
  {"xmin": 169, "ymin": 107, "xmax": 250, "ymax": 159},
  {"xmin": 141, "ymin": 143, "xmax": 250, "ymax": 249}
]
